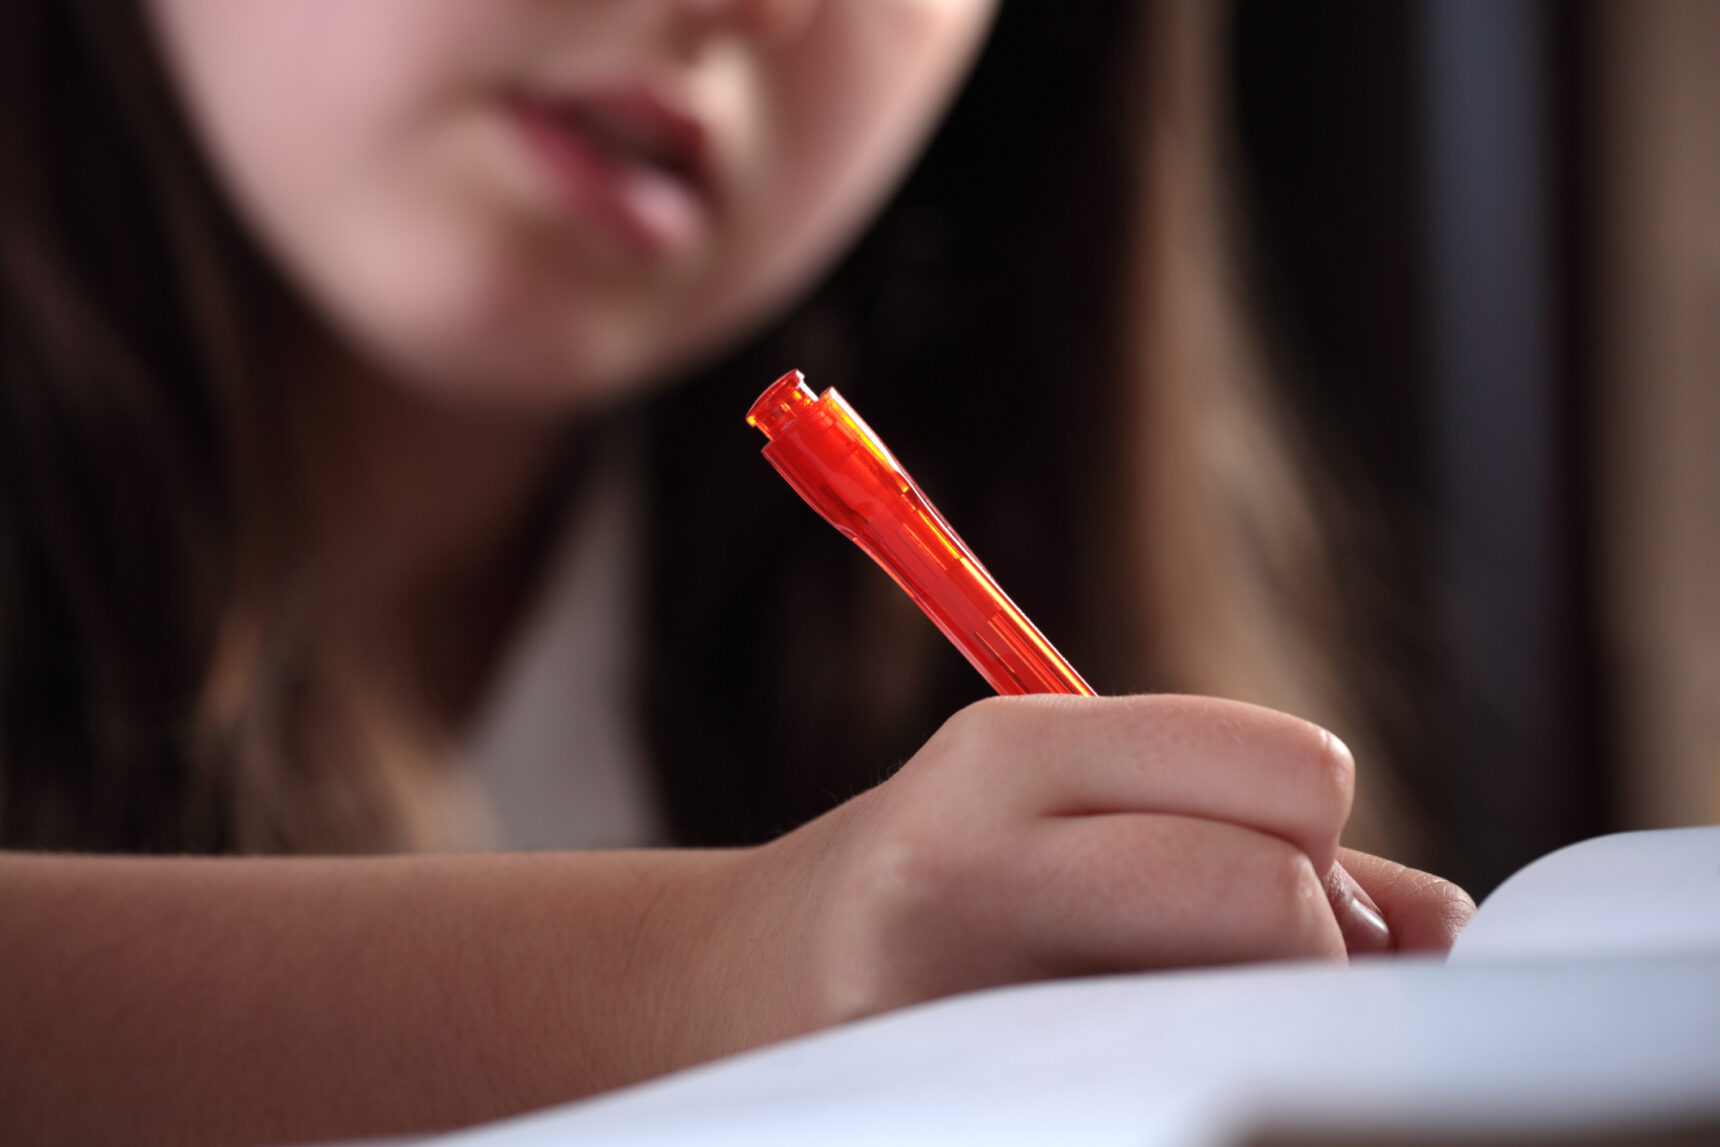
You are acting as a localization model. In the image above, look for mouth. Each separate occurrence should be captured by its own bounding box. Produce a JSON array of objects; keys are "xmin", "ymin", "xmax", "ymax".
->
[{"xmin": 509, "ymin": 86, "xmax": 717, "ymax": 257}]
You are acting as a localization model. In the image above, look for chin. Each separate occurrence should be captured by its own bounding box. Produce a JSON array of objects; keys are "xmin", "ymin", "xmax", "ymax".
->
[
  {"xmin": 313, "ymin": 232, "xmax": 728, "ymax": 415},
  {"xmin": 359, "ymin": 315, "xmax": 670, "ymax": 416}
]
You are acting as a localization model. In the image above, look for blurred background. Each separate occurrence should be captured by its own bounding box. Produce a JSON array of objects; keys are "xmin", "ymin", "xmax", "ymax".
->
[{"xmin": 1227, "ymin": 0, "xmax": 1718, "ymax": 896}]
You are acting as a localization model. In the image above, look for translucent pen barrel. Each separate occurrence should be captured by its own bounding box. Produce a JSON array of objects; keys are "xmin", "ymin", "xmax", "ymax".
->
[{"xmin": 748, "ymin": 371, "xmax": 1093, "ymax": 697}]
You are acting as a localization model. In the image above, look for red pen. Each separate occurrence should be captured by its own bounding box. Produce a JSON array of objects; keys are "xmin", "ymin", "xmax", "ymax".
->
[
  {"xmin": 747, "ymin": 370, "xmax": 1093, "ymax": 697},
  {"xmin": 748, "ymin": 370, "xmax": 1396, "ymax": 953}
]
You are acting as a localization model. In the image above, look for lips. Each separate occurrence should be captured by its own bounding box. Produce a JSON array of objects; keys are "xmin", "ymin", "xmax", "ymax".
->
[{"xmin": 510, "ymin": 86, "xmax": 716, "ymax": 257}]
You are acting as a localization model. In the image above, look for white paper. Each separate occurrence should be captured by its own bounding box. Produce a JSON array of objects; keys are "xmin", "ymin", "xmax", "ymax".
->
[
  {"xmin": 1450, "ymin": 825, "xmax": 1720, "ymax": 962},
  {"xmin": 430, "ymin": 956, "xmax": 1720, "ymax": 1146}
]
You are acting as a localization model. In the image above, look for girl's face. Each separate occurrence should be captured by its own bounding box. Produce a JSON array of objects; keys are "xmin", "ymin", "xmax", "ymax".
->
[{"xmin": 147, "ymin": 0, "xmax": 997, "ymax": 407}]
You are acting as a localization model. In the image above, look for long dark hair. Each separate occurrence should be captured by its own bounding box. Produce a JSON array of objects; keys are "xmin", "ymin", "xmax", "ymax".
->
[
  {"xmin": 4, "ymin": 0, "xmax": 242, "ymax": 849},
  {"xmin": 1, "ymin": 0, "xmax": 434, "ymax": 851},
  {"xmin": 1, "ymin": 2, "xmax": 1408, "ymax": 855}
]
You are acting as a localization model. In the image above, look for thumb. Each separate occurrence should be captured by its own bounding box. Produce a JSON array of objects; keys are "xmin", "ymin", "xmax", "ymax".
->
[{"xmin": 1337, "ymin": 847, "xmax": 1477, "ymax": 953}]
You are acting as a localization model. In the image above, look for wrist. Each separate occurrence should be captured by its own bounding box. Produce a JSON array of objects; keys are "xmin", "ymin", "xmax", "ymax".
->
[
  {"xmin": 602, "ymin": 844, "xmax": 797, "ymax": 1077},
  {"xmin": 677, "ymin": 825, "xmax": 847, "ymax": 1064}
]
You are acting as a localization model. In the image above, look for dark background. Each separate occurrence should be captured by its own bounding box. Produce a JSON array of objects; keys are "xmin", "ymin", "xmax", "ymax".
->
[{"xmin": 1229, "ymin": 0, "xmax": 1610, "ymax": 896}]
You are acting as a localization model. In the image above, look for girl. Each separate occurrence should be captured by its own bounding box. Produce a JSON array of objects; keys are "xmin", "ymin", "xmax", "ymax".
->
[{"xmin": 0, "ymin": 1, "xmax": 1472, "ymax": 1143}]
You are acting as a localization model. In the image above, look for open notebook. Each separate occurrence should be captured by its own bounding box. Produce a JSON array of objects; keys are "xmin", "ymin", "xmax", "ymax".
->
[{"xmin": 426, "ymin": 828, "xmax": 1720, "ymax": 1146}]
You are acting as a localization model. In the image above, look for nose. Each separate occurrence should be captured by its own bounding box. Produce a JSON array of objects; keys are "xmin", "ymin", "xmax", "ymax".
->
[{"xmin": 671, "ymin": 0, "xmax": 821, "ymax": 46}]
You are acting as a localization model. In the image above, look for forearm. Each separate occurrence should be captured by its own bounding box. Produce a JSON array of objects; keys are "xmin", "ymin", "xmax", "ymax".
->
[{"xmin": 0, "ymin": 848, "xmax": 763, "ymax": 1146}]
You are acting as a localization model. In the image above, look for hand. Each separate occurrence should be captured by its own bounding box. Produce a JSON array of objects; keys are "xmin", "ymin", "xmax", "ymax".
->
[{"xmin": 733, "ymin": 693, "xmax": 1465, "ymax": 1038}]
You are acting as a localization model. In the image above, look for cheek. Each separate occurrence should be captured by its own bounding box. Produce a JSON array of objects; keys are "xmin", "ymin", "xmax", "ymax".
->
[
  {"xmin": 770, "ymin": 0, "xmax": 999, "ymax": 219},
  {"xmin": 148, "ymin": 0, "xmax": 607, "ymax": 395},
  {"xmin": 149, "ymin": 0, "xmax": 505, "ymax": 233},
  {"xmin": 668, "ymin": 0, "xmax": 999, "ymax": 366}
]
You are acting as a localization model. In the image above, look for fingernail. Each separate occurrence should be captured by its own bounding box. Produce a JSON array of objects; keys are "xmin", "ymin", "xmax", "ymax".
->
[{"xmin": 1329, "ymin": 864, "xmax": 1393, "ymax": 955}]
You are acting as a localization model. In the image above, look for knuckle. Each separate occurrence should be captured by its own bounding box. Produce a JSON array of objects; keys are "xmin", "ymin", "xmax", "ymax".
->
[
  {"xmin": 1280, "ymin": 720, "xmax": 1355, "ymax": 825},
  {"xmin": 922, "ymin": 694, "xmax": 1081, "ymax": 788},
  {"xmin": 920, "ymin": 697, "xmax": 1010, "ymax": 771},
  {"xmin": 1313, "ymin": 726, "xmax": 1357, "ymax": 801},
  {"xmin": 943, "ymin": 694, "xmax": 1013, "ymax": 740},
  {"xmin": 1263, "ymin": 841, "xmax": 1318, "ymax": 904},
  {"xmin": 1257, "ymin": 843, "xmax": 1339, "ymax": 956},
  {"xmin": 943, "ymin": 693, "xmax": 1092, "ymax": 744}
]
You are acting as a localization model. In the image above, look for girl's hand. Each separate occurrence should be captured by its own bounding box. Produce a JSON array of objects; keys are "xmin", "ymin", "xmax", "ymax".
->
[{"xmin": 726, "ymin": 694, "xmax": 1472, "ymax": 1040}]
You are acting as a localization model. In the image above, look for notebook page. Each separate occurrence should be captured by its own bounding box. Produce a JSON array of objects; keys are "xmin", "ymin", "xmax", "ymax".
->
[
  {"xmin": 1449, "ymin": 826, "xmax": 1720, "ymax": 962},
  {"xmin": 429, "ymin": 955, "xmax": 1720, "ymax": 1147}
]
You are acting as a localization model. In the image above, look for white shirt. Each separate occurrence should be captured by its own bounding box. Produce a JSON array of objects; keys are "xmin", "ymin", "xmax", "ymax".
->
[{"xmin": 461, "ymin": 439, "xmax": 663, "ymax": 850}]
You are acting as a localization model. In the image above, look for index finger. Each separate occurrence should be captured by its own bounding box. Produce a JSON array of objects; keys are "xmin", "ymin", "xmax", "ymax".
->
[{"xmin": 954, "ymin": 694, "xmax": 1356, "ymax": 877}]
